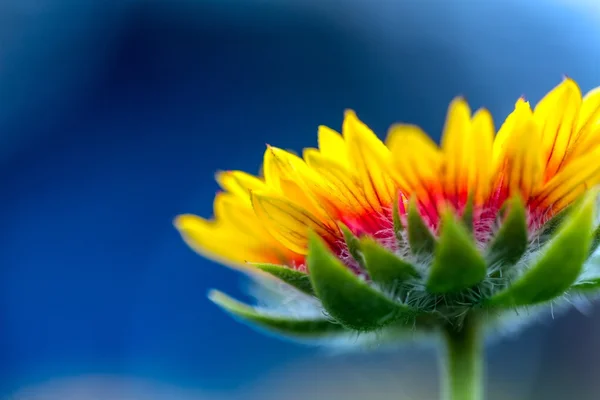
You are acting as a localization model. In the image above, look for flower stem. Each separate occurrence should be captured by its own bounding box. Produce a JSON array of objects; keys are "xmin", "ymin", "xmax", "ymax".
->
[{"xmin": 440, "ymin": 315, "xmax": 484, "ymax": 400}]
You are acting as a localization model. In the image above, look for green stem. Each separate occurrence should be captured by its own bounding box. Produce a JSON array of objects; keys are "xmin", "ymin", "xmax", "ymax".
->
[{"xmin": 440, "ymin": 315, "xmax": 484, "ymax": 400}]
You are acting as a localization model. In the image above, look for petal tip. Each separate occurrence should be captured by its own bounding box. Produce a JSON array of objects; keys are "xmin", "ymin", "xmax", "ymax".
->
[
  {"xmin": 448, "ymin": 96, "xmax": 471, "ymax": 111},
  {"xmin": 343, "ymin": 109, "xmax": 358, "ymax": 122},
  {"xmin": 207, "ymin": 288, "xmax": 222, "ymax": 303},
  {"xmin": 173, "ymin": 214, "xmax": 196, "ymax": 230},
  {"xmin": 515, "ymin": 97, "xmax": 532, "ymax": 112},
  {"xmin": 450, "ymin": 95, "xmax": 467, "ymax": 104},
  {"xmin": 560, "ymin": 76, "xmax": 581, "ymax": 92},
  {"xmin": 444, "ymin": 96, "xmax": 472, "ymax": 127},
  {"xmin": 208, "ymin": 289, "xmax": 238, "ymax": 310},
  {"xmin": 317, "ymin": 125, "xmax": 328, "ymax": 135},
  {"xmin": 214, "ymin": 169, "xmax": 228, "ymax": 182}
]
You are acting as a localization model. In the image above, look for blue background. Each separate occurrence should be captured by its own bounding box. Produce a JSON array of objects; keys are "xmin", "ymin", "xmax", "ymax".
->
[{"xmin": 2, "ymin": 1, "xmax": 600, "ymax": 399}]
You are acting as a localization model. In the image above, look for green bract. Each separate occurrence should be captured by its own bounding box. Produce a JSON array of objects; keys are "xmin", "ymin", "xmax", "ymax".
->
[{"xmin": 210, "ymin": 192, "xmax": 600, "ymax": 344}]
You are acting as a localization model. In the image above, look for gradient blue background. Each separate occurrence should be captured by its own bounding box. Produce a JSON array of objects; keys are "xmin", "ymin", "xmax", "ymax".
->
[{"xmin": 2, "ymin": 1, "xmax": 600, "ymax": 399}]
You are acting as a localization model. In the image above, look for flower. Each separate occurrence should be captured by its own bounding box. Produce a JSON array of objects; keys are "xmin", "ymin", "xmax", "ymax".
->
[{"xmin": 175, "ymin": 78, "xmax": 600, "ymax": 345}]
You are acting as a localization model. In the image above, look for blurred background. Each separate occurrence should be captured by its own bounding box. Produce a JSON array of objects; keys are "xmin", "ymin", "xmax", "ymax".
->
[{"xmin": 2, "ymin": 0, "xmax": 600, "ymax": 399}]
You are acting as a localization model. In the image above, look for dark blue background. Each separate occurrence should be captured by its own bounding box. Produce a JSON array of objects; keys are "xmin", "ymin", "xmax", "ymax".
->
[{"xmin": 2, "ymin": 1, "xmax": 600, "ymax": 399}]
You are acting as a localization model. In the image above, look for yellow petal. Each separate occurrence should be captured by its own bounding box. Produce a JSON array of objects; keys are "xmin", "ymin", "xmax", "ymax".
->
[
  {"xmin": 216, "ymin": 170, "xmax": 268, "ymax": 204},
  {"xmin": 174, "ymin": 214, "xmax": 280, "ymax": 268},
  {"xmin": 303, "ymin": 148, "xmax": 370, "ymax": 215},
  {"xmin": 439, "ymin": 97, "xmax": 475, "ymax": 204},
  {"xmin": 532, "ymin": 78, "xmax": 582, "ymax": 180},
  {"xmin": 342, "ymin": 110, "xmax": 395, "ymax": 211},
  {"xmin": 577, "ymin": 86, "xmax": 600, "ymax": 133},
  {"xmin": 471, "ymin": 108, "xmax": 495, "ymax": 204},
  {"xmin": 251, "ymin": 192, "xmax": 339, "ymax": 255},
  {"xmin": 279, "ymin": 177, "xmax": 332, "ymax": 221},
  {"xmin": 262, "ymin": 145, "xmax": 321, "ymax": 191},
  {"xmin": 318, "ymin": 125, "xmax": 350, "ymax": 168},
  {"xmin": 262, "ymin": 146, "xmax": 298, "ymax": 191},
  {"xmin": 492, "ymin": 98, "xmax": 529, "ymax": 167},
  {"xmin": 263, "ymin": 145, "xmax": 342, "ymax": 221},
  {"xmin": 533, "ymin": 147, "xmax": 600, "ymax": 213},
  {"xmin": 386, "ymin": 124, "xmax": 443, "ymax": 207},
  {"xmin": 566, "ymin": 86, "xmax": 600, "ymax": 162},
  {"xmin": 213, "ymin": 192, "xmax": 267, "ymax": 236},
  {"xmin": 492, "ymin": 99, "xmax": 544, "ymax": 200}
]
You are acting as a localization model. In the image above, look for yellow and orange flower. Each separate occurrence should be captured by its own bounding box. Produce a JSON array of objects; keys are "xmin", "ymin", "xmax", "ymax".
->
[
  {"xmin": 173, "ymin": 77, "xmax": 600, "ymax": 400},
  {"xmin": 175, "ymin": 78, "xmax": 600, "ymax": 274}
]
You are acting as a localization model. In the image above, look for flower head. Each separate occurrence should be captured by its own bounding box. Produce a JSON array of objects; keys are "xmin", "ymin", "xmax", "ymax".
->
[{"xmin": 175, "ymin": 78, "xmax": 600, "ymax": 345}]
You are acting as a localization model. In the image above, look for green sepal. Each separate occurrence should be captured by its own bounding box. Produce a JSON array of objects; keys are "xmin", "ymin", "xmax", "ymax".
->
[
  {"xmin": 486, "ymin": 196, "xmax": 528, "ymax": 269},
  {"xmin": 539, "ymin": 204, "xmax": 572, "ymax": 239},
  {"xmin": 251, "ymin": 263, "xmax": 314, "ymax": 296},
  {"xmin": 571, "ymin": 278, "xmax": 600, "ymax": 292},
  {"xmin": 392, "ymin": 193, "xmax": 404, "ymax": 242},
  {"xmin": 307, "ymin": 232, "xmax": 416, "ymax": 331},
  {"xmin": 360, "ymin": 237, "xmax": 420, "ymax": 287},
  {"xmin": 573, "ymin": 221, "xmax": 600, "ymax": 292},
  {"xmin": 572, "ymin": 254, "xmax": 600, "ymax": 293},
  {"xmin": 588, "ymin": 224, "xmax": 600, "ymax": 258},
  {"xmin": 209, "ymin": 290, "xmax": 345, "ymax": 338},
  {"xmin": 426, "ymin": 209, "xmax": 487, "ymax": 293},
  {"xmin": 461, "ymin": 194, "xmax": 474, "ymax": 234},
  {"xmin": 486, "ymin": 191, "xmax": 596, "ymax": 307},
  {"xmin": 407, "ymin": 198, "xmax": 436, "ymax": 257},
  {"xmin": 339, "ymin": 223, "xmax": 364, "ymax": 267}
]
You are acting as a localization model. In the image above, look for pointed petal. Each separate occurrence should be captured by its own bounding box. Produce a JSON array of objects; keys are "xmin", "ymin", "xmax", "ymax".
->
[
  {"xmin": 262, "ymin": 146, "xmax": 327, "ymax": 198},
  {"xmin": 213, "ymin": 193, "xmax": 300, "ymax": 250},
  {"xmin": 278, "ymin": 177, "xmax": 330, "ymax": 221},
  {"xmin": 577, "ymin": 86, "xmax": 600, "ymax": 132},
  {"xmin": 427, "ymin": 209, "xmax": 487, "ymax": 293},
  {"xmin": 262, "ymin": 146, "xmax": 346, "ymax": 221},
  {"xmin": 343, "ymin": 110, "xmax": 395, "ymax": 212},
  {"xmin": 492, "ymin": 99, "xmax": 544, "ymax": 201},
  {"xmin": 577, "ymin": 87, "xmax": 600, "ymax": 132},
  {"xmin": 265, "ymin": 146, "xmax": 358, "ymax": 222},
  {"xmin": 262, "ymin": 146, "xmax": 306, "ymax": 192},
  {"xmin": 532, "ymin": 147, "xmax": 600, "ymax": 213},
  {"xmin": 471, "ymin": 108, "xmax": 495, "ymax": 203},
  {"xmin": 174, "ymin": 214, "xmax": 285, "ymax": 267},
  {"xmin": 251, "ymin": 192, "xmax": 339, "ymax": 255},
  {"xmin": 440, "ymin": 97, "xmax": 474, "ymax": 205},
  {"xmin": 487, "ymin": 190, "xmax": 596, "ymax": 307},
  {"xmin": 566, "ymin": 86, "xmax": 600, "ymax": 162},
  {"xmin": 216, "ymin": 170, "xmax": 268, "ymax": 204},
  {"xmin": 565, "ymin": 87, "xmax": 600, "ymax": 168},
  {"xmin": 303, "ymin": 148, "xmax": 370, "ymax": 214},
  {"xmin": 533, "ymin": 78, "xmax": 582, "ymax": 179},
  {"xmin": 209, "ymin": 290, "xmax": 344, "ymax": 338},
  {"xmin": 317, "ymin": 125, "xmax": 350, "ymax": 168},
  {"xmin": 386, "ymin": 124, "xmax": 443, "ymax": 208},
  {"xmin": 308, "ymin": 233, "xmax": 416, "ymax": 331}
]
